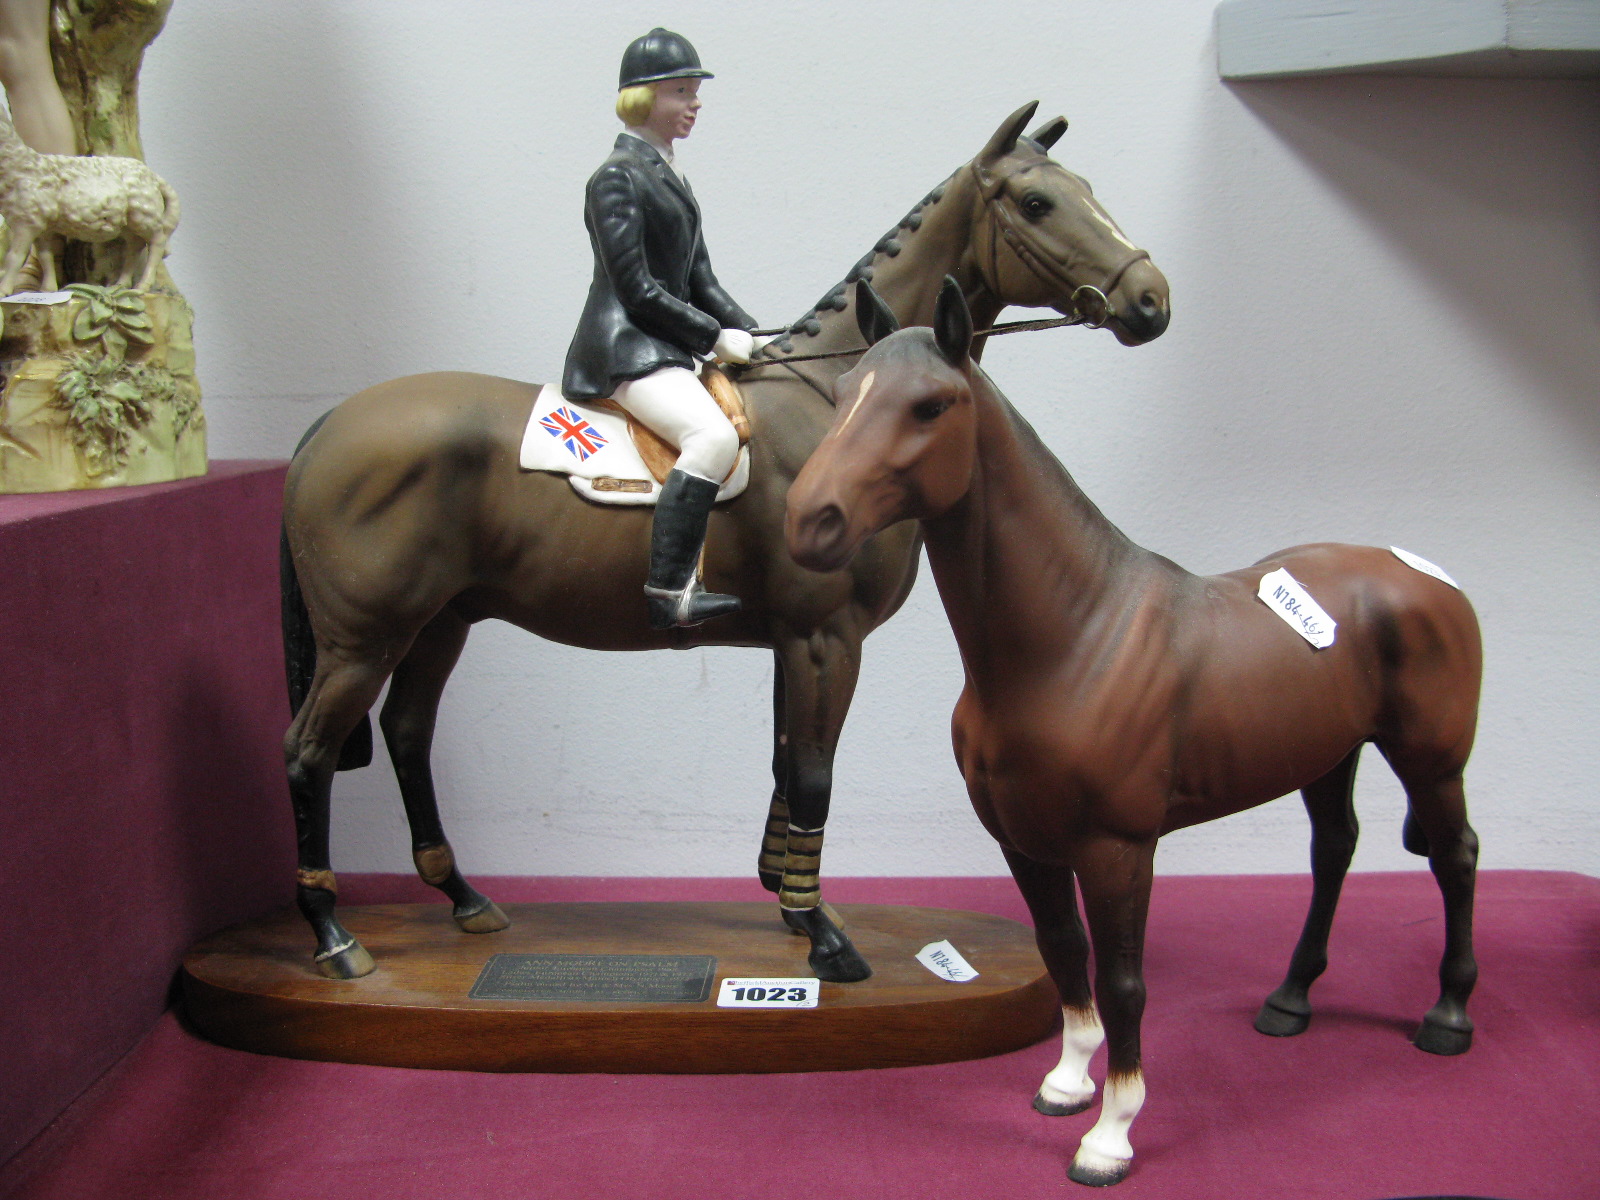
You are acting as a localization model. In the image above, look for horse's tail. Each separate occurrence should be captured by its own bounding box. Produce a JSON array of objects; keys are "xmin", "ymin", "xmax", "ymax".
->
[{"xmin": 281, "ymin": 411, "xmax": 373, "ymax": 771}]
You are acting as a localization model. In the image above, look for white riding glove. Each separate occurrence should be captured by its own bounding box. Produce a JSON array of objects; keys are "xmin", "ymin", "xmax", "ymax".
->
[{"xmin": 712, "ymin": 328, "xmax": 755, "ymax": 365}]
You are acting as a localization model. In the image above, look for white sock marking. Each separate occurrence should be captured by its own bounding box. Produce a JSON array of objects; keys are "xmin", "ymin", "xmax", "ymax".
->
[
  {"xmin": 1038, "ymin": 1005, "xmax": 1103, "ymax": 1108},
  {"xmin": 1073, "ymin": 1071, "xmax": 1146, "ymax": 1176}
]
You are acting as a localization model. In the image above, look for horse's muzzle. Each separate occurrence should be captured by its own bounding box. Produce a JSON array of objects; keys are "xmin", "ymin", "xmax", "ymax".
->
[
  {"xmin": 1119, "ymin": 293, "xmax": 1170, "ymax": 342},
  {"xmin": 1109, "ymin": 259, "xmax": 1171, "ymax": 345}
]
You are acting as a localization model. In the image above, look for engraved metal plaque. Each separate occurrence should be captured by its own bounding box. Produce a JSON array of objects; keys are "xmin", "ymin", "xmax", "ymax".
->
[{"xmin": 469, "ymin": 953, "xmax": 717, "ymax": 1003}]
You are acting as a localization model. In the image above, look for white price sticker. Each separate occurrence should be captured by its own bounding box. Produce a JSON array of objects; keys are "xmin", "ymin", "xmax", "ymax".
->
[
  {"xmin": 716, "ymin": 977, "xmax": 819, "ymax": 1008},
  {"xmin": 916, "ymin": 940, "xmax": 979, "ymax": 982},
  {"xmin": 1257, "ymin": 568, "xmax": 1336, "ymax": 649},
  {"xmin": 1, "ymin": 290, "xmax": 72, "ymax": 305},
  {"xmin": 1391, "ymin": 546, "xmax": 1460, "ymax": 589}
]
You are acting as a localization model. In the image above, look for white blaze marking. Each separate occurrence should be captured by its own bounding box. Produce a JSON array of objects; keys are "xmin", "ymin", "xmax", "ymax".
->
[
  {"xmin": 1100, "ymin": 220, "xmax": 1139, "ymax": 254},
  {"xmin": 833, "ymin": 370, "xmax": 875, "ymax": 438},
  {"xmin": 1038, "ymin": 1005, "xmax": 1103, "ymax": 1109},
  {"xmin": 1087, "ymin": 197, "xmax": 1140, "ymax": 252},
  {"xmin": 1073, "ymin": 1071, "xmax": 1146, "ymax": 1177}
]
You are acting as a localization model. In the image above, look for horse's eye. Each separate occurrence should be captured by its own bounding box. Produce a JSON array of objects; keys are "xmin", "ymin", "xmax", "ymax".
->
[
  {"xmin": 1020, "ymin": 193, "xmax": 1053, "ymax": 221},
  {"xmin": 912, "ymin": 398, "xmax": 950, "ymax": 422}
]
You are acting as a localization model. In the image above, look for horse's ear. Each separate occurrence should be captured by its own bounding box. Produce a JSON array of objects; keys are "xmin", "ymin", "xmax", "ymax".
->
[
  {"xmin": 977, "ymin": 101, "xmax": 1039, "ymax": 168},
  {"xmin": 855, "ymin": 280, "xmax": 900, "ymax": 347},
  {"xmin": 1027, "ymin": 115, "xmax": 1068, "ymax": 151},
  {"xmin": 934, "ymin": 277, "xmax": 973, "ymax": 368}
]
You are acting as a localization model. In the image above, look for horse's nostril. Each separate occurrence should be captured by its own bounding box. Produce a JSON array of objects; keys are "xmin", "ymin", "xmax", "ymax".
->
[
  {"xmin": 813, "ymin": 505, "xmax": 845, "ymax": 543},
  {"xmin": 1139, "ymin": 291, "xmax": 1162, "ymax": 315}
]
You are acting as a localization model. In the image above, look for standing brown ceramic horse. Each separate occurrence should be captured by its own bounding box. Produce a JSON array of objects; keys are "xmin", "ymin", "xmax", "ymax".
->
[
  {"xmin": 786, "ymin": 280, "xmax": 1481, "ymax": 1186},
  {"xmin": 279, "ymin": 103, "xmax": 1172, "ymax": 982}
]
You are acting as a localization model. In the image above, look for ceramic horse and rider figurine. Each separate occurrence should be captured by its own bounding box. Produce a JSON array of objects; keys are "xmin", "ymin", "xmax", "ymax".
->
[
  {"xmin": 785, "ymin": 279, "xmax": 1482, "ymax": 1186},
  {"xmin": 278, "ymin": 26, "xmax": 1173, "ymax": 985}
]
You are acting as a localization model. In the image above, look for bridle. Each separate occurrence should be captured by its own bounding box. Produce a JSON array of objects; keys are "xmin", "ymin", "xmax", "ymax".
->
[
  {"xmin": 738, "ymin": 154, "xmax": 1152, "ymax": 391},
  {"xmin": 970, "ymin": 159, "xmax": 1151, "ymax": 331}
]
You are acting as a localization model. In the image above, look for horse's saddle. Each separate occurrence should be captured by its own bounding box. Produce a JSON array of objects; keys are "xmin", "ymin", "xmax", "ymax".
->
[{"xmin": 518, "ymin": 364, "xmax": 751, "ymax": 506}]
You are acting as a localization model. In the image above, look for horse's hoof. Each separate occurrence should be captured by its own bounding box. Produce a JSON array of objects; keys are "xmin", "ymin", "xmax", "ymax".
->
[
  {"xmin": 811, "ymin": 942, "xmax": 872, "ymax": 983},
  {"xmin": 455, "ymin": 900, "xmax": 510, "ymax": 934},
  {"xmin": 782, "ymin": 904, "xmax": 871, "ymax": 981},
  {"xmin": 314, "ymin": 940, "xmax": 376, "ymax": 980},
  {"xmin": 1254, "ymin": 998, "xmax": 1311, "ymax": 1038},
  {"xmin": 1067, "ymin": 1149, "xmax": 1131, "ymax": 1187},
  {"xmin": 1413, "ymin": 1016, "xmax": 1473, "ymax": 1056},
  {"xmin": 779, "ymin": 899, "xmax": 847, "ymax": 933},
  {"xmin": 1034, "ymin": 1091, "xmax": 1094, "ymax": 1117}
]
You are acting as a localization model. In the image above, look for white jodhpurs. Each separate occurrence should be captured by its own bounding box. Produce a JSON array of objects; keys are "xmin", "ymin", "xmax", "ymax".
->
[{"xmin": 612, "ymin": 366, "xmax": 739, "ymax": 484}]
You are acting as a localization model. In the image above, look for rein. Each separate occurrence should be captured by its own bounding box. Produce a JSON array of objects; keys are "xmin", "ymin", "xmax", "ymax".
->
[{"xmin": 738, "ymin": 311, "xmax": 1087, "ymax": 370}]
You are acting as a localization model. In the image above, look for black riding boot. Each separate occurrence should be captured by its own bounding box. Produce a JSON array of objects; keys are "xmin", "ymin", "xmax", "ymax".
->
[{"xmin": 645, "ymin": 469, "xmax": 742, "ymax": 629}]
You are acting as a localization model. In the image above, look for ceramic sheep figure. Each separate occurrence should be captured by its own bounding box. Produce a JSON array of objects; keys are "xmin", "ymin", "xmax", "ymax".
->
[{"xmin": 0, "ymin": 103, "xmax": 179, "ymax": 295}]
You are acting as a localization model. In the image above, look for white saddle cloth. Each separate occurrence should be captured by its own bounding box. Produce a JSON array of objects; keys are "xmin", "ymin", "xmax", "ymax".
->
[{"xmin": 518, "ymin": 383, "xmax": 750, "ymax": 507}]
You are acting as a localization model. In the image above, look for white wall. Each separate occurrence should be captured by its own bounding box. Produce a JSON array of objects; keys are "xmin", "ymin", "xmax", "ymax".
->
[{"xmin": 136, "ymin": 1, "xmax": 1599, "ymax": 879}]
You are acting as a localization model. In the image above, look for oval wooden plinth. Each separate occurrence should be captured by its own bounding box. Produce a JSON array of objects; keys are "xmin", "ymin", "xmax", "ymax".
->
[{"xmin": 181, "ymin": 902, "xmax": 1058, "ymax": 1073}]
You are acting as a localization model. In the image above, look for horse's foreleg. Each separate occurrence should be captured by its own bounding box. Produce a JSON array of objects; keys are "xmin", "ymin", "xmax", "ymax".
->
[
  {"xmin": 284, "ymin": 650, "xmax": 393, "ymax": 979},
  {"xmin": 1397, "ymin": 769, "xmax": 1478, "ymax": 1055},
  {"xmin": 759, "ymin": 655, "xmax": 846, "ymax": 928},
  {"xmin": 1003, "ymin": 848, "xmax": 1100, "ymax": 1116},
  {"xmin": 1256, "ymin": 745, "xmax": 1361, "ymax": 1037},
  {"xmin": 771, "ymin": 627, "xmax": 871, "ymax": 983},
  {"xmin": 1067, "ymin": 834, "xmax": 1156, "ymax": 1188},
  {"xmin": 757, "ymin": 651, "xmax": 790, "ymax": 894},
  {"xmin": 379, "ymin": 609, "xmax": 509, "ymax": 934}
]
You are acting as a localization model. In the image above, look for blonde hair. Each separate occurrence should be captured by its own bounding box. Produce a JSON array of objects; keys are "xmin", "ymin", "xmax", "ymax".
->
[{"xmin": 616, "ymin": 83, "xmax": 657, "ymax": 126}]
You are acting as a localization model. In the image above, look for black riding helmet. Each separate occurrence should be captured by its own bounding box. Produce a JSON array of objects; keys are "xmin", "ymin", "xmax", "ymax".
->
[{"xmin": 618, "ymin": 27, "xmax": 712, "ymax": 90}]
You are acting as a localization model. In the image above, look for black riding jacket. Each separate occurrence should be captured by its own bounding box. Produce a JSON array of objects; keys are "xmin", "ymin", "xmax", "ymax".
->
[{"xmin": 562, "ymin": 134, "xmax": 755, "ymax": 400}]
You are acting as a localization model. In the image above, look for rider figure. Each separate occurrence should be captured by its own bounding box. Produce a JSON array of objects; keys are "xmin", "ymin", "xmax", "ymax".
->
[{"xmin": 563, "ymin": 28, "xmax": 759, "ymax": 630}]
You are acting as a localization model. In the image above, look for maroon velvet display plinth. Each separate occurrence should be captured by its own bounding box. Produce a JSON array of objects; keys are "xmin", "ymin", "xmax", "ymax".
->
[
  {"xmin": 0, "ymin": 462, "xmax": 298, "ymax": 1165},
  {"xmin": 2, "ymin": 871, "xmax": 1596, "ymax": 1200}
]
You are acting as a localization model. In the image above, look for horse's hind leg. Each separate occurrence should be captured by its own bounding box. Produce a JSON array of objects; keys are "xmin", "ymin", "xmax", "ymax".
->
[
  {"xmin": 379, "ymin": 608, "xmax": 509, "ymax": 934},
  {"xmin": 285, "ymin": 650, "xmax": 394, "ymax": 979},
  {"xmin": 1002, "ymin": 848, "xmax": 1101, "ymax": 1117},
  {"xmin": 770, "ymin": 626, "xmax": 871, "ymax": 982},
  {"xmin": 1256, "ymin": 745, "xmax": 1362, "ymax": 1037},
  {"xmin": 1394, "ymin": 766, "xmax": 1479, "ymax": 1055}
]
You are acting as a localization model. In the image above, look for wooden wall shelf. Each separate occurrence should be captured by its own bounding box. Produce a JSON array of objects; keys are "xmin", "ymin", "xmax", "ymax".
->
[{"xmin": 1217, "ymin": 0, "xmax": 1600, "ymax": 80}]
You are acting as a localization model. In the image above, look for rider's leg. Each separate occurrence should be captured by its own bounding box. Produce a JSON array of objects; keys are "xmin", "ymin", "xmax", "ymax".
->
[
  {"xmin": 613, "ymin": 367, "xmax": 742, "ymax": 629},
  {"xmin": 614, "ymin": 366, "xmax": 740, "ymax": 483}
]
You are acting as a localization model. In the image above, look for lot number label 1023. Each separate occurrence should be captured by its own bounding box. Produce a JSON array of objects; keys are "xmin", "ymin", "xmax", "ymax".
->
[{"xmin": 716, "ymin": 977, "xmax": 820, "ymax": 1008}]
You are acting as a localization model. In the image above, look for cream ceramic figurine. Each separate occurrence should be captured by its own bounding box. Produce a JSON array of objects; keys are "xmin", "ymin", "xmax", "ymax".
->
[
  {"xmin": 0, "ymin": 0, "xmax": 200, "ymax": 495},
  {"xmin": 0, "ymin": 99, "xmax": 180, "ymax": 294}
]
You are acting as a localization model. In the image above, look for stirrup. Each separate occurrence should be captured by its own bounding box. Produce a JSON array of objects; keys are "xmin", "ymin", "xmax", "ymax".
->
[{"xmin": 645, "ymin": 581, "xmax": 741, "ymax": 629}]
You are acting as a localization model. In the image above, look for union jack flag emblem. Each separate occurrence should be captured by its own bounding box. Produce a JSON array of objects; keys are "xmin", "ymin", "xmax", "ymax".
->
[{"xmin": 540, "ymin": 405, "xmax": 608, "ymax": 461}]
